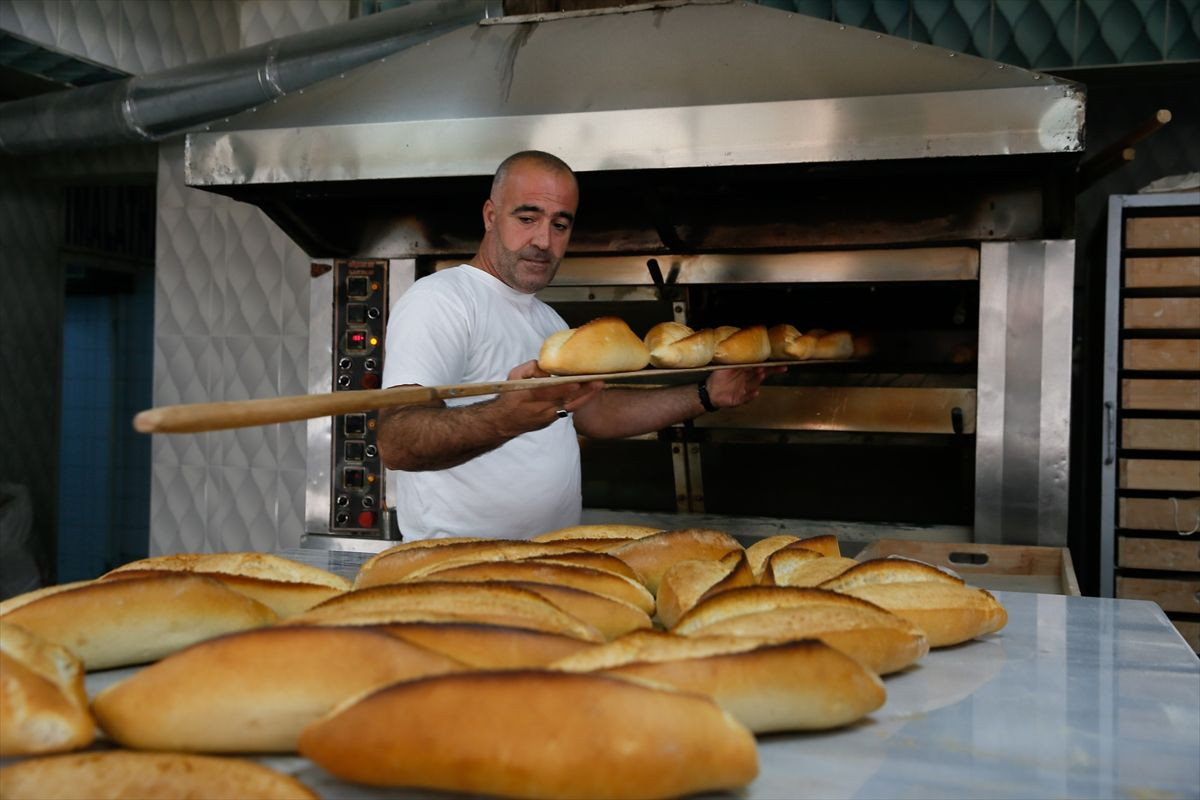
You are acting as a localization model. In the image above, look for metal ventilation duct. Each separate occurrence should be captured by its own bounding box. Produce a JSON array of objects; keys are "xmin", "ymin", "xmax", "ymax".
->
[
  {"xmin": 187, "ymin": 0, "xmax": 1084, "ymax": 186},
  {"xmin": 0, "ymin": 0, "xmax": 501, "ymax": 155}
]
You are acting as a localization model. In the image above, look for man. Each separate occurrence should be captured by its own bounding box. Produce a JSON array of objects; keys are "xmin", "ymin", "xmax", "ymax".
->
[{"xmin": 378, "ymin": 150, "xmax": 777, "ymax": 540}]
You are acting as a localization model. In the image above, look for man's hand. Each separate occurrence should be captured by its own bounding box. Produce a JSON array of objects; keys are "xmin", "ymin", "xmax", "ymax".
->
[
  {"xmin": 492, "ymin": 360, "xmax": 605, "ymax": 436},
  {"xmin": 704, "ymin": 365, "xmax": 787, "ymax": 410}
]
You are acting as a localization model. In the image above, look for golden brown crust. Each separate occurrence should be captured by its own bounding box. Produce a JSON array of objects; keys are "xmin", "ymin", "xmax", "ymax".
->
[
  {"xmin": 767, "ymin": 324, "xmax": 819, "ymax": 361},
  {"xmin": 519, "ymin": 552, "xmax": 641, "ymax": 581},
  {"xmin": 412, "ymin": 560, "xmax": 656, "ymax": 615},
  {"xmin": 644, "ymin": 322, "xmax": 717, "ymax": 368},
  {"xmin": 92, "ymin": 626, "xmax": 464, "ymax": 752},
  {"xmin": 0, "ymin": 751, "xmax": 318, "ymax": 799},
  {"xmin": 360, "ymin": 537, "xmax": 490, "ymax": 571},
  {"xmin": 745, "ymin": 535, "xmax": 801, "ymax": 579},
  {"xmin": 0, "ymin": 575, "xmax": 277, "ymax": 670},
  {"xmin": 609, "ymin": 529, "xmax": 743, "ymax": 594},
  {"xmin": 103, "ymin": 552, "xmax": 349, "ymax": 590},
  {"xmin": 376, "ymin": 622, "xmax": 595, "ymax": 668},
  {"xmin": 286, "ymin": 581, "xmax": 604, "ymax": 642},
  {"xmin": 532, "ymin": 524, "xmax": 661, "ymax": 542},
  {"xmin": 499, "ymin": 581, "xmax": 652, "ymax": 640},
  {"xmin": 538, "ymin": 317, "xmax": 651, "ymax": 375},
  {"xmin": 819, "ymin": 557, "xmax": 964, "ymax": 592},
  {"xmin": 813, "ymin": 330, "xmax": 855, "ymax": 360},
  {"xmin": 354, "ymin": 540, "xmax": 587, "ymax": 588},
  {"xmin": 656, "ymin": 551, "xmax": 756, "ymax": 629},
  {"xmin": 793, "ymin": 534, "xmax": 842, "ymax": 557},
  {"xmin": 673, "ymin": 585, "xmax": 899, "ymax": 634},
  {"xmin": 0, "ymin": 623, "xmax": 93, "ymax": 757},
  {"xmin": 764, "ymin": 554, "xmax": 857, "ymax": 588},
  {"xmin": 712, "ymin": 325, "xmax": 771, "ymax": 364},
  {"xmin": 836, "ymin": 582, "xmax": 1008, "ymax": 647},
  {"xmin": 298, "ymin": 670, "xmax": 758, "ymax": 800},
  {"xmin": 101, "ymin": 570, "xmax": 342, "ymax": 619}
]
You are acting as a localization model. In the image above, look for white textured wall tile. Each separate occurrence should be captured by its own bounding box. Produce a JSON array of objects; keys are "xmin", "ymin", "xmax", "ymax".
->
[
  {"xmin": 277, "ymin": 469, "xmax": 307, "ymax": 548},
  {"xmin": 150, "ymin": 463, "xmax": 207, "ymax": 555},
  {"xmin": 156, "ymin": 207, "xmax": 214, "ymax": 336},
  {"xmin": 57, "ymin": 0, "xmax": 120, "ymax": 68},
  {"xmin": 2, "ymin": 0, "xmax": 60, "ymax": 50},
  {"xmin": 222, "ymin": 206, "xmax": 282, "ymax": 336},
  {"xmin": 152, "ymin": 429, "xmax": 207, "ymax": 469},
  {"xmin": 239, "ymin": 0, "xmax": 348, "ymax": 47},
  {"xmin": 215, "ymin": 466, "xmax": 278, "ymax": 552},
  {"xmin": 153, "ymin": 335, "xmax": 210, "ymax": 406}
]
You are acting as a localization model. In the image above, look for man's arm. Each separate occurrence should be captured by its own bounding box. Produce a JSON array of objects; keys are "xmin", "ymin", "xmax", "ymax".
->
[
  {"xmin": 378, "ymin": 361, "xmax": 603, "ymax": 471},
  {"xmin": 571, "ymin": 366, "xmax": 784, "ymax": 439}
]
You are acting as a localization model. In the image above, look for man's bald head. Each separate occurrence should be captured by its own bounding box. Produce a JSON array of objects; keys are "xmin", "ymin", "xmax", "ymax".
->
[{"xmin": 491, "ymin": 151, "xmax": 577, "ymax": 200}]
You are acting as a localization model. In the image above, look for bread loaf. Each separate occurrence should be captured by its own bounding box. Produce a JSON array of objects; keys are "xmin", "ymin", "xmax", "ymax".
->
[
  {"xmin": 644, "ymin": 322, "xmax": 716, "ymax": 368},
  {"xmin": 355, "ymin": 539, "xmax": 587, "ymax": 589},
  {"xmin": 92, "ymin": 626, "xmax": 464, "ymax": 752},
  {"xmin": 411, "ymin": 560, "xmax": 655, "ymax": 615},
  {"xmin": 378, "ymin": 621, "xmax": 595, "ymax": 668},
  {"xmin": 712, "ymin": 325, "xmax": 771, "ymax": 365},
  {"xmin": 763, "ymin": 552, "xmax": 857, "ymax": 588},
  {"xmin": 532, "ymin": 524, "xmax": 661, "ymax": 542},
  {"xmin": 0, "ymin": 751, "xmax": 317, "ymax": 799},
  {"xmin": 521, "ymin": 552, "xmax": 641, "ymax": 581},
  {"xmin": 745, "ymin": 535, "xmax": 800, "ymax": 579},
  {"xmin": 494, "ymin": 581, "xmax": 652, "ymax": 639},
  {"xmin": 819, "ymin": 557, "xmax": 962, "ymax": 592},
  {"xmin": 360, "ymin": 536, "xmax": 489, "ymax": 572},
  {"xmin": 298, "ymin": 670, "xmax": 758, "ymax": 799},
  {"xmin": 767, "ymin": 324, "xmax": 818, "ymax": 360},
  {"xmin": 834, "ymin": 581, "xmax": 1008, "ymax": 647},
  {"xmin": 0, "ymin": 574, "xmax": 277, "ymax": 670},
  {"xmin": 538, "ymin": 317, "xmax": 651, "ymax": 375},
  {"xmin": 101, "ymin": 552, "xmax": 349, "ymax": 618},
  {"xmin": 552, "ymin": 630, "xmax": 885, "ymax": 733},
  {"xmin": 0, "ymin": 622, "xmax": 93, "ymax": 756},
  {"xmin": 655, "ymin": 551, "xmax": 755, "ymax": 629},
  {"xmin": 813, "ymin": 330, "xmax": 855, "ymax": 360},
  {"xmin": 672, "ymin": 586, "xmax": 928, "ymax": 674},
  {"xmin": 609, "ymin": 528, "xmax": 743, "ymax": 594},
  {"xmin": 792, "ymin": 534, "xmax": 841, "ymax": 557},
  {"xmin": 287, "ymin": 581, "xmax": 604, "ymax": 642}
]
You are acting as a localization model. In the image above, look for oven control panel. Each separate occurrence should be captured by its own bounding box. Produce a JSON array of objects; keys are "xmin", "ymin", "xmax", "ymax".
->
[{"xmin": 330, "ymin": 260, "xmax": 387, "ymax": 535}]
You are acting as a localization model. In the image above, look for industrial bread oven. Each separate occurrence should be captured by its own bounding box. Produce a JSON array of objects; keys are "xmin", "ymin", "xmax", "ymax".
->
[{"xmin": 184, "ymin": 1, "xmax": 1084, "ymax": 549}]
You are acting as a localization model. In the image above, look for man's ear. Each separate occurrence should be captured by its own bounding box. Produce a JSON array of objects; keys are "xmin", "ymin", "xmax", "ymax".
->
[{"xmin": 482, "ymin": 198, "xmax": 495, "ymax": 232}]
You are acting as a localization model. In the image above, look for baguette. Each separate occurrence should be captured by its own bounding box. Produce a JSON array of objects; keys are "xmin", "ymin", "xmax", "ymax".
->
[
  {"xmin": 745, "ymin": 535, "xmax": 800, "ymax": 579},
  {"xmin": 298, "ymin": 670, "xmax": 758, "ymax": 799},
  {"xmin": 532, "ymin": 524, "xmax": 661, "ymax": 542},
  {"xmin": 763, "ymin": 553, "xmax": 857, "ymax": 588},
  {"xmin": 712, "ymin": 325, "xmax": 771, "ymax": 365},
  {"xmin": 609, "ymin": 528, "xmax": 743, "ymax": 594},
  {"xmin": 0, "ymin": 622, "xmax": 93, "ymax": 756},
  {"xmin": 100, "ymin": 552, "xmax": 349, "ymax": 618},
  {"xmin": 495, "ymin": 581, "xmax": 652, "ymax": 639},
  {"xmin": 360, "ymin": 536, "xmax": 489, "ymax": 572},
  {"xmin": 286, "ymin": 581, "xmax": 604, "ymax": 642},
  {"xmin": 0, "ymin": 751, "xmax": 317, "ymax": 800},
  {"xmin": 655, "ymin": 551, "xmax": 755, "ymax": 629},
  {"xmin": 0, "ymin": 574, "xmax": 277, "ymax": 670},
  {"xmin": 552, "ymin": 630, "xmax": 885, "ymax": 732},
  {"xmin": 644, "ymin": 322, "xmax": 716, "ymax": 368},
  {"xmin": 92, "ymin": 626, "xmax": 464, "ymax": 752},
  {"xmin": 834, "ymin": 581, "xmax": 1008, "ymax": 647},
  {"xmin": 538, "ymin": 317, "xmax": 651, "ymax": 375},
  {"xmin": 521, "ymin": 552, "xmax": 641, "ymax": 581},
  {"xmin": 820, "ymin": 557, "xmax": 963, "ymax": 592},
  {"xmin": 355, "ymin": 539, "xmax": 588, "ymax": 588},
  {"xmin": 412, "ymin": 560, "xmax": 655, "ymax": 615},
  {"xmin": 793, "ymin": 534, "xmax": 841, "ymax": 557},
  {"xmin": 767, "ymin": 324, "xmax": 818, "ymax": 360},
  {"xmin": 813, "ymin": 330, "xmax": 855, "ymax": 360},
  {"xmin": 377, "ymin": 621, "xmax": 595, "ymax": 668}
]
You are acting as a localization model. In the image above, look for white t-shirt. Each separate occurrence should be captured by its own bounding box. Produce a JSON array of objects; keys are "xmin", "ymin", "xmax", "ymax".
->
[{"xmin": 381, "ymin": 265, "xmax": 581, "ymax": 540}]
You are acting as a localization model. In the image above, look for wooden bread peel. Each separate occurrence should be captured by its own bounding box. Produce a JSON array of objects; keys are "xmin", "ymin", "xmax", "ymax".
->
[{"xmin": 132, "ymin": 361, "xmax": 831, "ymax": 435}]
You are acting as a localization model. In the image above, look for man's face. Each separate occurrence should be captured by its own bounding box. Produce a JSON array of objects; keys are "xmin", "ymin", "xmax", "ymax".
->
[{"xmin": 480, "ymin": 161, "xmax": 578, "ymax": 294}]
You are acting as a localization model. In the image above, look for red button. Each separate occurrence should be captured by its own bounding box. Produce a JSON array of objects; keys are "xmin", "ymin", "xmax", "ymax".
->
[
  {"xmin": 361, "ymin": 373, "xmax": 381, "ymax": 389},
  {"xmin": 357, "ymin": 511, "xmax": 376, "ymax": 529}
]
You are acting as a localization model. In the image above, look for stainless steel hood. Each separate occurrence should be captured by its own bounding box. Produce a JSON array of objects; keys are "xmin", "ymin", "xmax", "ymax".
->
[{"xmin": 185, "ymin": 0, "xmax": 1086, "ymax": 257}]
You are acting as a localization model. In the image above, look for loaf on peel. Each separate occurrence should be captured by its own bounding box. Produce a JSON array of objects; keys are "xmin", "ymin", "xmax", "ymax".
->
[
  {"xmin": 92, "ymin": 626, "xmax": 465, "ymax": 752},
  {"xmin": 298, "ymin": 670, "xmax": 758, "ymax": 800},
  {"xmin": 644, "ymin": 322, "xmax": 716, "ymax": 368},
  {"xmin": 712, "ymin": 325, "xmax": 771, "ymax": 364},
  {"xmin": 0, "ymin": 622, "xmax": 93, "ymax": 756},
  {"xmin": 768, "ymin": 324, "xmax": 818, "ymax": 360},
  {"xmin": 538, "ymin": 317, "xmax": 650, "ymax": 375},
  {"xmin": 378, "ymin": 621, "xmax": 595, "ymax": 668}
]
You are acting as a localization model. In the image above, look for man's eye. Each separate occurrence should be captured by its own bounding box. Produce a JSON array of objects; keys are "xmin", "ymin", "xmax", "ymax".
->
[
  {"xmin": 518, "ymin": 216, "xmax": 535, "ymax": 224},
  {"xmin": 553, "ymin": 223, "xmax": 569, "ymax": 232}
]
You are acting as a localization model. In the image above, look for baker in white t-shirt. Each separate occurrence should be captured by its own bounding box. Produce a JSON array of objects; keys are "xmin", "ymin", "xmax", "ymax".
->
[{"xmin": 378, "ymin": 151, "xmax": 779, "ymax": 540}]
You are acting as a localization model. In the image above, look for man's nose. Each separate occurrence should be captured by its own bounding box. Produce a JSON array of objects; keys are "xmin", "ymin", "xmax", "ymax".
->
[{"xmin": 530, "ymin": 220, "xmax": 551, "ymax": 249}]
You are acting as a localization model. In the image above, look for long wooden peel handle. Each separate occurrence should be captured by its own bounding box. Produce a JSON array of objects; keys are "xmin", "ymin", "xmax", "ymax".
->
[{"xmin": 130, "ymin": 374, "xmax": 594, "ymax": 434}]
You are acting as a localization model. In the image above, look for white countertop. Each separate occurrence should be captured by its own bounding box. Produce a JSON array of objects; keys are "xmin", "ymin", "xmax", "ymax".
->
[{"xmin": 71, "ymin": 590, "xmax": 1199, "ymax": 800}]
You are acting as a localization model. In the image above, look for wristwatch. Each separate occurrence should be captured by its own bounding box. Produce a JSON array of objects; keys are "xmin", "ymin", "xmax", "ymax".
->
[{"xmin": 697, "ymin": 379, "xmax": 718, "ymax": 413}]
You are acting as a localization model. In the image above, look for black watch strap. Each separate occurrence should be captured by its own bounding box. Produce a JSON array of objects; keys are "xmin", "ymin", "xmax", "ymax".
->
[{"xmin": 697, "ymin": 379, "xmax": 718, "ymax": 413}]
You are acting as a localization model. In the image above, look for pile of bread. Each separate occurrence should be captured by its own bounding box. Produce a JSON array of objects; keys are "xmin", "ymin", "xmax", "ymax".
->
[
  {"xmin": 0, "ymin": 527, "xmax": 1006, "ymax": 800},
  {"xmin": 538, "ymin": 317, "xmax": 860, "ymax": 375}
]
